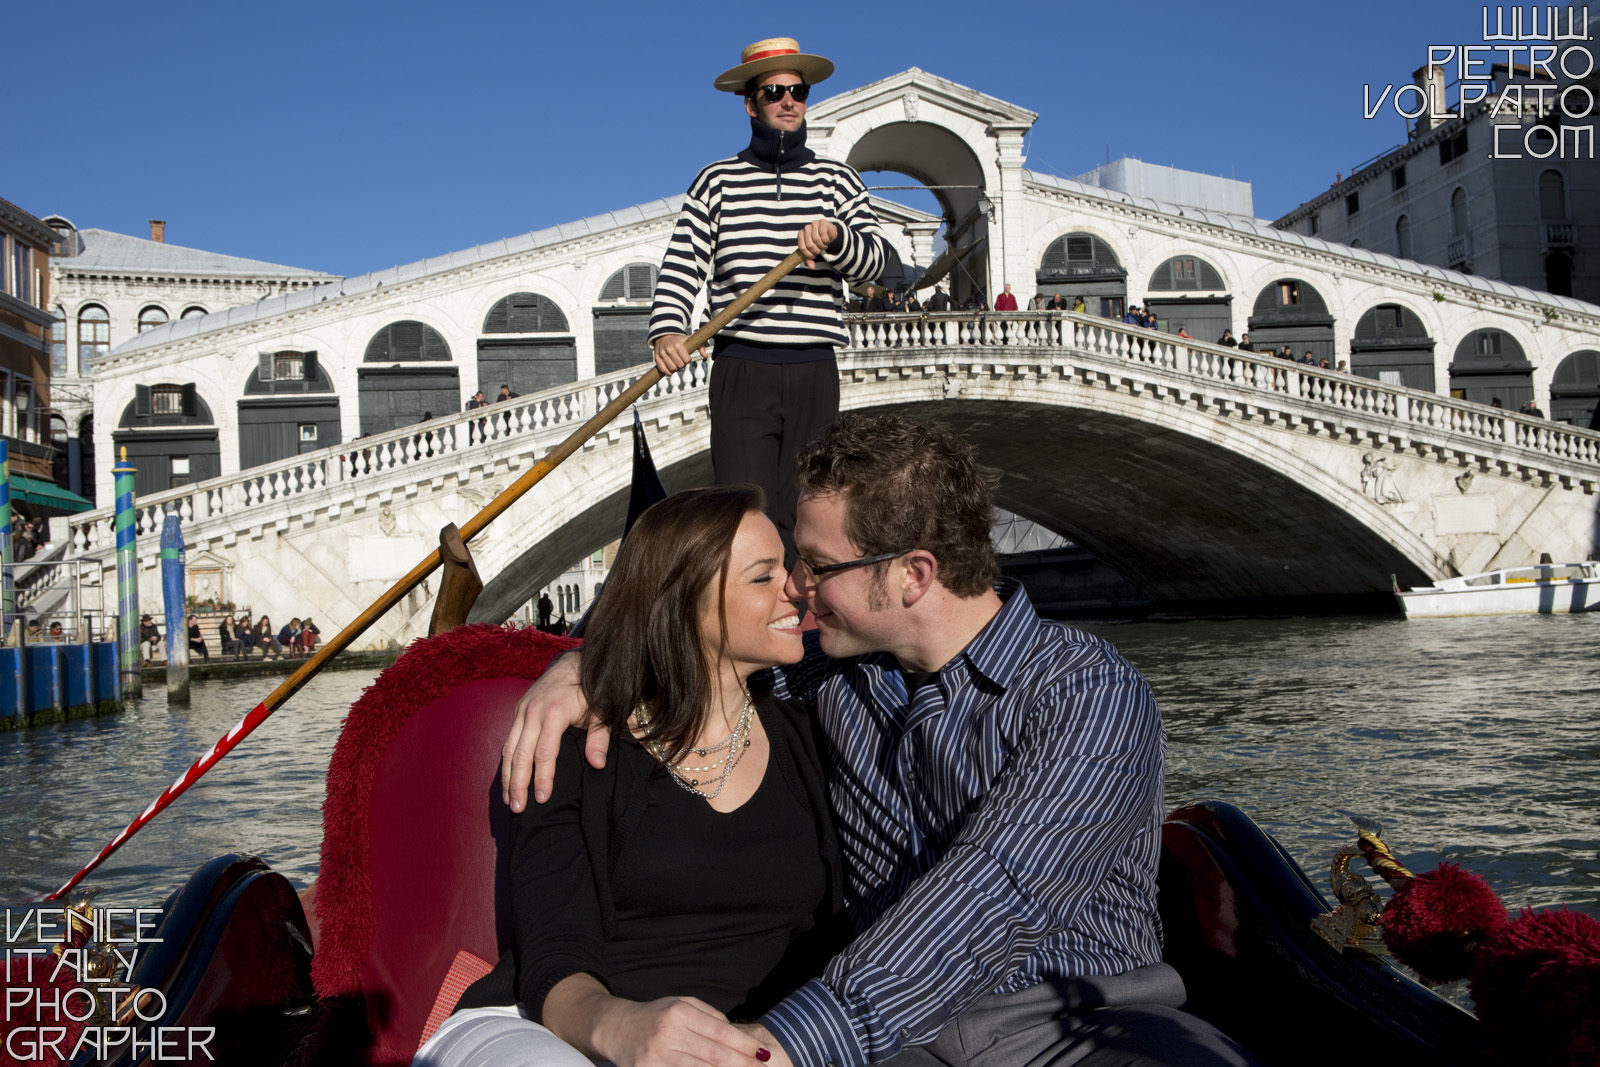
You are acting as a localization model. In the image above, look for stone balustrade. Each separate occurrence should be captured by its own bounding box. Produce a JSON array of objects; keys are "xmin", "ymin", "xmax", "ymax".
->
[{"xmin": 65, "ymin": 311, "xmax": 1600, "ymax": 565}]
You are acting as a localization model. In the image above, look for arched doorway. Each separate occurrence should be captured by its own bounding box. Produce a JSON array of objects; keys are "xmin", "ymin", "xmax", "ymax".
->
[
  {"xmin": 1449, "ymin": 328, "xmax": 1532, "ymax": 409},
  {"xmin": 478, "ymin": 293, "xmax": 576, "ymax": 393},
  {"xmin": 1144, "ymin": 255, "xmax": 1230, "ymax": 342},
  {"xmin": 592, "ymin": 266, "xmax": 656, "ymax": 376},
  {"xmin": 113, "ymin": 384, "xmax": 221, "ymax": 495},
  {"xmin": 1247, "ymin": 279, "xmax": 1335, "ymax": 363},
  {"xmin": 238, "ymin": 351, "xmax": 341, "ymax": 468},
  {"xmin": 1350, "ymin": 304, "xmax": 1434, "ymax": 389},
  {"xmin": 1037, "ymin": 234, "xmax": 1126, "ymax": 318},
  {"xmin": 1550, "ymin": 350, "xmax": 1600, "ymax": 428},
  {"xmin": 359, "ymin": 320, "xmax": 460, "ymax": 435},
  {"xmin": 842, "ymin": 119, "xmax": 991, "ymax": 307}
]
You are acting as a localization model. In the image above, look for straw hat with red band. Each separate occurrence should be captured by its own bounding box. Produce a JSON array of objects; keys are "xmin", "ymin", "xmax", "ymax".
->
[{"xmin": 714, "ymin": 37, "xmax": 834, "ymax": 93}]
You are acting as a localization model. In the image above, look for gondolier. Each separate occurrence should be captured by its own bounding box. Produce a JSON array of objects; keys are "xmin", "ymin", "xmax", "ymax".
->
[{"xmin": 649, "ymin": 37, "xmax": 888, "ymax": 562}]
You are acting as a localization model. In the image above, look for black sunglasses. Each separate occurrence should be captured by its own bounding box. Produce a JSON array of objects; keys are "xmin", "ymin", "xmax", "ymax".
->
[{"xmin": 755, "ymin": 82, "xmax": 810, "ymax": 103}]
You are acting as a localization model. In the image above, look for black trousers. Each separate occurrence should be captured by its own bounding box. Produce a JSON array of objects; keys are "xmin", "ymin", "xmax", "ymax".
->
[{"xmin": 708, "ymin": 356, "xmax": 840, "ymax": 564}]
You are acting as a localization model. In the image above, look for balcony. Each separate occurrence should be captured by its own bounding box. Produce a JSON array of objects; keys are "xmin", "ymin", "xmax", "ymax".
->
[
  {"xmin": 1446, "ymin": 234, "xmax": 1472, "ymax": 269},
  {"xmin": 1544, "ymin": 221, "xmax": 1575, "ymax": 249}
]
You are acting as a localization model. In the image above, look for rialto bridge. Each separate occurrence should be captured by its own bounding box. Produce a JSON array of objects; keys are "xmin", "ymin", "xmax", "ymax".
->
[
  {"xmin": 55, "ymin": 67, "xmax": 1600, "ymax": 645},
  {"xmin": 43, "ymin": 314, "xmax": 1600, "ymax": 648}
]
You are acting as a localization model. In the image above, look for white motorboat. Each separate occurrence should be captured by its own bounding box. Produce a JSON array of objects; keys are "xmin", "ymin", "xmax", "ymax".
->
[{"xmin": 1395, "ymin": 562, "xmax": 1600, "ymax": 618}]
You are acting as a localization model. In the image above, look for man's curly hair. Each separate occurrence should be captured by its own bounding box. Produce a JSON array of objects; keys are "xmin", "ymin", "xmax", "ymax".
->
[{"xmin": 796, "ymin": 414, "xmax": 998, "ymax": 597}]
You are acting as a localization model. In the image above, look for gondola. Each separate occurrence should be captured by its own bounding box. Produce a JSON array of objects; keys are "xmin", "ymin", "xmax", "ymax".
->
[
  {"xmin": 4, "ymin": 616, "xmax": 1496, "ymax": 1067},
  {"xmin": 2, "ymin": 258, "xmax": 1539, "ymax": 1067}
]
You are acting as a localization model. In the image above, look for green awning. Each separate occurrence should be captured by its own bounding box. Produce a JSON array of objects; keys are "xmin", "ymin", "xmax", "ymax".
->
[{"xmin": 8, "ymin": 474, "xmax": 94, "ymax": 513}]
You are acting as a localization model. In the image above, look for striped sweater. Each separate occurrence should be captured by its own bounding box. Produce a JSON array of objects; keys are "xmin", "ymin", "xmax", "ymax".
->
[{"xmin": 649, "ymin": 119, "xmax": 888, "ymax": 360}]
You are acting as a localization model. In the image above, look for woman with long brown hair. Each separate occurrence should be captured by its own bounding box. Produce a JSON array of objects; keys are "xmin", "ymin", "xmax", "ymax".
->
[{"xmin": 416, "ymin": 486, "xmax": 842, "ymax": 1067}]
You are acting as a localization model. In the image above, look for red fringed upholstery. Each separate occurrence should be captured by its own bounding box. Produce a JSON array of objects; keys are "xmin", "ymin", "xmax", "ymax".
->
[
  {"xmin": 1471, "ymin": 908, "xmax": 1600, "ymax": 1067},
  {"xmin": 311, "ymin": 623, "xmax": 578, "ymax": 1065},
  {"xmin": 1381, "ymin": 862, "xmax": 1508, "ymax": 984}
]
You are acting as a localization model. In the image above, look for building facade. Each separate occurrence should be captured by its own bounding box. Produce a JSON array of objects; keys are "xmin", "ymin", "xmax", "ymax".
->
[
  {"xmin": 87, "ymin": 68, "xmax": 1600, "ymax": 513},
  {"xmin": 44, "ymin": 218, "xmax": 338, "ymax": 501},
  {"xmin": 0, "ymin": 197, "xmax": 57, "ymax": 483},
  {"xmin": 1272, "ymin": 46, "xmax": 1599, "ymax": 422}
]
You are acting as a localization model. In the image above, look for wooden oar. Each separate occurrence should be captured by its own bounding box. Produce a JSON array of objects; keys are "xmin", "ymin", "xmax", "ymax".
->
[{"xmin": 48, "ymin": 250, "xmax": 806, "ymax": 900}]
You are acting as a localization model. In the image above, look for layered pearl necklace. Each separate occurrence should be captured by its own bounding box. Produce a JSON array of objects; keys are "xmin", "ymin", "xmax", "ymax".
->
[{"xmin": 635, "ymin": 689, "xmax": 753, "ymax": 801}]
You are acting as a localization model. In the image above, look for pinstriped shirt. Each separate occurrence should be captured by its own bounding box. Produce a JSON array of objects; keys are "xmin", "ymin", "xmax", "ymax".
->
[
  {"xmin": 761, "ymin": 581, "xmax": 1166, "ymax": 1066},
  {"xmin": 648, "ymin": 121, "xmax": 887, "ymax": 352}
]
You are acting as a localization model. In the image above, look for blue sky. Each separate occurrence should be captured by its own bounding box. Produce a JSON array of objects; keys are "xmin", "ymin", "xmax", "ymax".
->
[{"xmin": 5, "ymin": 1, "xmax": 1501, "ymax": 278}]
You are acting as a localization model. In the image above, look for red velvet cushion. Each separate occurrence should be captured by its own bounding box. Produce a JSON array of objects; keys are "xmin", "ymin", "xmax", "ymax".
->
[{"xmin": 312, "ymin": 624, "xmax": 577, "ymax": 1065}]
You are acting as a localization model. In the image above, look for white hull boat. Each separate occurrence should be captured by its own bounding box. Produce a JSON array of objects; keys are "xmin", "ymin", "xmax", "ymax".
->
[{"xmin": 1395, "ymin": 562, "xmax": 1600, "ymax": 618}]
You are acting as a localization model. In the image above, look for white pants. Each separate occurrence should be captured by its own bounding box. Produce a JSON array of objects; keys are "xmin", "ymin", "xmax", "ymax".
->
[{"xmin": 412, "ymin": 1005, "xmax": 595, "ymax": 1066}]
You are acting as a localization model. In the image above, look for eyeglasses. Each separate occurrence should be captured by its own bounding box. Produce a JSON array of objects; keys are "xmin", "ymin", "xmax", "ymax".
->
[
  {"xmin": 755, "ymin": 82, "xmax": 810, "ymax": 104},
  {"xmin": 795, "ymin": 549, "xmax": 909, "ymax": 581}
]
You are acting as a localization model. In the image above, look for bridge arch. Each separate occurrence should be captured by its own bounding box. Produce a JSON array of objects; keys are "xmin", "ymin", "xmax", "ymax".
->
[
  {"xmin": 1450, "ymin": 327, "xmax": 1533, "ymax": 409},
  {"xmin": 812, "ymin": 73, "xmax": 1035, "ymax": 306},
  {"xmin": 237, "ymin": 352, "xmax": 341, "ymax": 469},
  {"xmin": 359, "ymin": 319, "xmax": 460, "ymax": 434},
  {"xmin": 1031, "ymin": 226, "xmax": 1132, "ymax": 317},
  {"xmin": 1246, "ymin": 276, "xmax": 1337, "ymax": 364},
  {"xmin": 1349, "ymin": 301, "xmax": 1436, "ymax": 390},
  {"xmin": 592, "ymin": 262, "xmax": 658, "ymax": 377},
  {"xmin": 468, "ymin": 383, "xmax": 1448, "ymax": 619},
  {"xmin": 841, "ymin": 119, "xmax": 990, "ymax": 301},
  {"xmin": 1551, "ymin": 349, "xmax": 1600, "ymax": 428},
  {"xmin": 474, "ymin": 292, "xmax": 578, "ymax": 397},
  {"xmin": 1143, "ymin": 252, "xmax": 1232, "ymax": 343},
  {"xmin": 113, "ymin": 385, "xmax": 220, "ymax": 496}
]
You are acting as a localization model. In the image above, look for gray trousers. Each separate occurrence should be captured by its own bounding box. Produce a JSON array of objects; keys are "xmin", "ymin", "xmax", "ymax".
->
[{"xmin": 881, "ymin": 964, "xmax": 1256, "ymax": 1067}]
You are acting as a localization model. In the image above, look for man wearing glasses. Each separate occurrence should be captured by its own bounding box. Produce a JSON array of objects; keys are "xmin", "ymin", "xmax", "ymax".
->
[
  {"xmin": 649, "ymin": 38, "xmax": 888, "ymax": 565},
  {"xmin": 504, "ymin": 414, "xmax": 1251, "ymax": 1066}
]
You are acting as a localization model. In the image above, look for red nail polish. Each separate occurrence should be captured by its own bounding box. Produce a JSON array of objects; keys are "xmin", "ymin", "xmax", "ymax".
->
[{"xmin": 756, "ymin": 1049, "xmax": 771, "ymax": 1062}]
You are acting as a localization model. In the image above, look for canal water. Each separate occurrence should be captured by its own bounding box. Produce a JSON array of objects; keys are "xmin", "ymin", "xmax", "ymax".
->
[{"xmin": 2, "ymin": 614, "xmax": 1596, "ymax": 927}]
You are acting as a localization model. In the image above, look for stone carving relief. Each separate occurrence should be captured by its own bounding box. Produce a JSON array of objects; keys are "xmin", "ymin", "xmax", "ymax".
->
[
  {"xmin": 903, "ymin": 91, "xmax": 919, "ymax": 122},
  {"xmin": 1360, "ymin": 453, "xmax": 1404, "ymax": 505}
]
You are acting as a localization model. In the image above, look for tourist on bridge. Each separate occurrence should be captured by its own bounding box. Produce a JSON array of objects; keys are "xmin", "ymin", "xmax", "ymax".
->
[
  {"xmin": 994, "ymin": 283, "xmax": 1018, "ymax": 310},
  {"xmin": 926, "ymin": 283, "xmax": 951, "ymax": 312},
  {"xmin": 501, "ymin": 414, "xmax": 1255, "ymax": 1067},
  {"xmin": 1217, "ymin": 329, "xmax": 1236, "ymax": 347},
  {"xmin": 647, "ymin": 37, "xmax": 888, "ymax": 564},
  {"xmin": 1237, "ymin": 331, "xmax": 1254, "ymax": 352}
]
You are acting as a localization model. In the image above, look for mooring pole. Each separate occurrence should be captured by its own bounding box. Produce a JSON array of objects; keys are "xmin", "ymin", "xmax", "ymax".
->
[
  {"xmin": 160, "ymin": 509, "xmax": 189, "ymax": 703},
  {"xmin": 0, "ymin": 440, "xmax": 13, "ymax": 632},
  {"xmin": 113, "ymin": 448, "xmax": 141, "ymax": 699}
]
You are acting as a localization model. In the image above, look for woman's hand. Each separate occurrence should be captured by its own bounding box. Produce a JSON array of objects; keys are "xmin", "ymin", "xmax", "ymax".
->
[
  {"xmin": 593, "ymin": 996, "xmax": 767, "ymax": 1066},
  {"xmin": 545, "ymin": 976, "xmax": 766, "ymax": 1065}
]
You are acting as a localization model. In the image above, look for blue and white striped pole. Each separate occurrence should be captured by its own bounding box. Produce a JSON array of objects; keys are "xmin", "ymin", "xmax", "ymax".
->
[
  {"xmin": 0, "ymin": 440, "xmax": 13, "ymax": 633},
  {"xmin": 113, "ymin": 449, "xmax": 141, "ymax": 698},
  {"xmin": 161, "ymin": 510, "xmax": 189, "ymax": 702}
]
